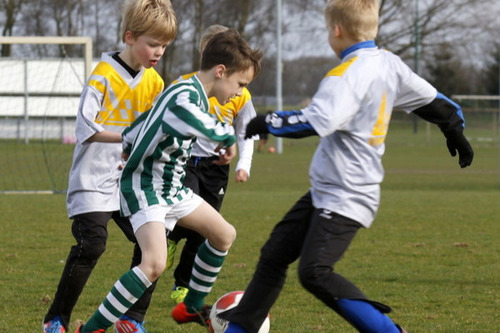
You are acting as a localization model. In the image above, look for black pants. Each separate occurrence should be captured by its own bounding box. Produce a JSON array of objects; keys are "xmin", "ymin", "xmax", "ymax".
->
[
  {"xmin": 219, "ymin": 191, "xmax": 370, "ymax": 333},
  {"xmin": 44, "ymin": 211, "xmax": 156, "ymax": 329},
  {"xmin": 168, "ymin": 156, "xmax": 229, "ymax": 287}
]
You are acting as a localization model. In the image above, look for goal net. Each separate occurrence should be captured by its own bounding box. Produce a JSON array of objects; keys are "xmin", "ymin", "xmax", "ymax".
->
[
  {"xmin": 0, "ymin": 36, "xmax": 93, "ymax": 193},
  {"xmin": 451, "ymin": 95, "xmax": 500, "ymax": 145}
]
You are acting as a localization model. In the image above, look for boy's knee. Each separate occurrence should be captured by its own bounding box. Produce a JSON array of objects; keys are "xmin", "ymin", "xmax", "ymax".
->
[
  {"xmin": 78, "ymin": 239, "xmax": 106, "ymax": 261},
  {"xmin": 226, "ymin": 224, "xmax": 237, "ymax": 243},
  {"xmin": 223, "ymin": 224, "xmax": 237, "ymax": 249},
  {"xmin": 144, "ymin": 260, "xmax": 166, "ymax": 281},
  {"xmin": 152, "ymin": 262, "xmax": 166, "ymax": 280},
  {"xmin": 298, "ymin": 264, "xmax": 329, "ymax": 294},
  {"xmin": 298, "ymin": 265, "xmax": 315, "ymax": 288},
  {"xmin": 209, "ymin": 223, "xmax": 236, "ymax": 251}
]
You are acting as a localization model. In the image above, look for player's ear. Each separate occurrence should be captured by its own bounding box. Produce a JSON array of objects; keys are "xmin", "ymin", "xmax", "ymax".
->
[
  {"xmin": 214, "ymin": 64, "xmax": 226, "ymax": 79},
  {"xmin": 334, "ymin": 23, "xmax": 342, "ymax": 38},
  {"xmin": 124, "ymin": 31, "xmax": 135, "ymax": 45}
]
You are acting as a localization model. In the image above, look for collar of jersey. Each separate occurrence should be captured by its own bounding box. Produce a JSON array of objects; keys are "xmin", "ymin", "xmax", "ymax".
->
[{"xmin": 340, "ymin": 40, "xmax": 377, "ymax": 59}]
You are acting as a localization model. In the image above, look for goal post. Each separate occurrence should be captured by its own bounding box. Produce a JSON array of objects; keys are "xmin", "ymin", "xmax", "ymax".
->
[
  {"xmin": 0, "ymin": 36, "xmax": 93, "ymax": 193},
  {"xmin": 452, "ymin": 94, "xmax": 500, "ymax": 143},
  {"xmin": 0, "ymin": 36, "xmax": 93, "ymax": 79}
]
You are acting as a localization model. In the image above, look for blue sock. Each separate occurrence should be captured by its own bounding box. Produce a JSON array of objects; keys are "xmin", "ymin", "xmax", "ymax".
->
[
  {"xmin": 225, "ymin": 322, "xmax": 247, "ymax": 333},
  {"xmin": 337, "ymin": 299, "xmax": 400, "ymax": 333}
]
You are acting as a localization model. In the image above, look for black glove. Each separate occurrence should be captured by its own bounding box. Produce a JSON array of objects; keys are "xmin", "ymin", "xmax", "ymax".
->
[
  {"xmin": 245, "ymin": 115, "xmax": 268, "ymax": 139},
  {"xmin": 445, "ymin": 130, "xmax": 473, "ymax": 168}
]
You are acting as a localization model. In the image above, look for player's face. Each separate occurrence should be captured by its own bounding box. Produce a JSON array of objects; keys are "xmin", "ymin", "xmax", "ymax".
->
[
  {"xmin": 127, "ymin": 33, "xmax": 169, "ymax": 70},
  {"xmin": 213, "ymin": 66, "xmax": 254, "ymax": 105}
]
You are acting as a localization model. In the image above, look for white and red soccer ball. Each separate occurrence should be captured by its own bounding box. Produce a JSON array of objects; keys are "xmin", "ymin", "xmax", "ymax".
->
[{"xmin": 209, "ymin": 291, "xmax": 270, "ymax": 333}]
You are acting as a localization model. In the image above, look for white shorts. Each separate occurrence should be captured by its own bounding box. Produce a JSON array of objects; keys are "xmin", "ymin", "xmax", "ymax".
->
[{"xmin": 129, "ymin": 192, "xmax": 203, "ymax": 233}]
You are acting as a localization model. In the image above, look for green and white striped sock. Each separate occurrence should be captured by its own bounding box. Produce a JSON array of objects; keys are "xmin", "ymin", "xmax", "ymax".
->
[
  {"xmin": 82, "ymin": 266, "xmax": 152, "ymax": 332},
  {"xmin": 184, "ymin": 240, "xmax": 228, "ymax": 312}
]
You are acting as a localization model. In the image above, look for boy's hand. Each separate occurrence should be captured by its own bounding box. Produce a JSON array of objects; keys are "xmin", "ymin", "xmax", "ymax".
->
[
  {"xmin": 445, "ymin": 131, "xmax": 473, "ymax": 168},
  {"xmin": 235, "ymin": 169, "xmax": 249, "ymax": 183},
  {"xmin": 245, "ymin": 115, "xmax": 268, "ymax": 139},
  {"xmin": 122, "ymin": 151, "xmax": 130, "ymax": 162},
  {"xmin": 214, "ymin": 144, "xmax": 236, "ymax": 165},
  {"xmin": 118, "ymin": 151, "xmax": 130, "ymax": 170}
]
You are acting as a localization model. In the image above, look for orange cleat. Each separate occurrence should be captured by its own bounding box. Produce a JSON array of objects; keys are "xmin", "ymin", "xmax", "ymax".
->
[{"xmin": 171, "ymin": 301, "xmax": 211, "ymax": 326}]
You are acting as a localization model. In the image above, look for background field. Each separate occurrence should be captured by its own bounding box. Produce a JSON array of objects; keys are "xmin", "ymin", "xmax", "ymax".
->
[{"xmin": 1, "ymin": 121, "xmax": 499, "ymax": 333}]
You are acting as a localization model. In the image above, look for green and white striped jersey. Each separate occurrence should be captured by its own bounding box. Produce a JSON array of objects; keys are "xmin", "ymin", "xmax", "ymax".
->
[{"xmin": 120, "ymin": 75, "xmax": 236, "ymax": 216}]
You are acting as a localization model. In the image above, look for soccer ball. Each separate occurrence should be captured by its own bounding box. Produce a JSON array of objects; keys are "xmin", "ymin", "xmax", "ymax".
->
[{"xmin": 209, "ymin": 291, "xmax": 270, "ymax": 333}]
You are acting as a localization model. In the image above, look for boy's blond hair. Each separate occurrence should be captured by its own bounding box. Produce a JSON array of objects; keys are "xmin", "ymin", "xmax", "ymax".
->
[
  {"xmin": 121, "ymin": 0, "xmax": 177, "ymax": 43},
  {"xmin": 200, "ymin": 28, "xmax": 262, "ymax": 79},
  {"xmin": 199, "ymin": 25, "xmax": 229, "ymax": 53},
  {"xmin": 324, "ymin": 0, "xmax": 379, "ymax": 41}
]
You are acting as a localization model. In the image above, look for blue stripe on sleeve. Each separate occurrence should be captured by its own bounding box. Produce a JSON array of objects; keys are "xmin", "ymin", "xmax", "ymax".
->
[
  {"xmin": 436, "ymin": 92, "xmax": 465, "ymax": 126},
  {"xmin": 266, "ymin": 110, "xmax": 317, "ymax": 138}
]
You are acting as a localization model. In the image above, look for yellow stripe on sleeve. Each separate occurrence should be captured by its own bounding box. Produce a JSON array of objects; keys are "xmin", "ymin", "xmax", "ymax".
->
[{"xmin": 325, "ymin": 57, "xmax": 358, "ymax": 77}]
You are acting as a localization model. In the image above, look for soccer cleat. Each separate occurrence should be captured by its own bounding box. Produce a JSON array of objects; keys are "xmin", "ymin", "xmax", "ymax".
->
[
  {"xmin": 43, "ymin": 316, "xmax": 66, "ymax": 333},
  {"xmin": 114, "ymin": 315, "xmax": 147, "ymax": 333},
  {"xmin": 224, "ymin": 322, "xmax": 248, "ymax": 333},
  {"xmin": 170, "ymin": 285, "xmax": 189, "ymax": 304},
  {"xmin": 171, "ymin": 301, "xmax": 211, "ymax": 326},
  {"xmin": 74, "ymin": 325, "xmax": 105, "ymax": 333},
  {"xmin": 166, "ymin": 239, "xmax": 177, "ymax": 270}
]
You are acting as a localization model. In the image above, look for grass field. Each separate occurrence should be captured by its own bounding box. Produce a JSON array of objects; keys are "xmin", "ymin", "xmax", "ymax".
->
[{"xmin": 1, "ymin": 122, "xmax": 499, "ymax": 332}]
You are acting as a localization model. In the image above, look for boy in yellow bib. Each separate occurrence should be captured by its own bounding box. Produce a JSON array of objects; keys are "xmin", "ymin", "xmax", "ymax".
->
[{"xmin": 42, "ymin": 1, "xmax": 177, "ymax": 333}]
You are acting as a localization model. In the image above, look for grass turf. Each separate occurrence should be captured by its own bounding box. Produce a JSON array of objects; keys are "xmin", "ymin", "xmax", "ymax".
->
[{"xmin": 1, "ymin": 124, "xmax": 499, "ymax": 332}]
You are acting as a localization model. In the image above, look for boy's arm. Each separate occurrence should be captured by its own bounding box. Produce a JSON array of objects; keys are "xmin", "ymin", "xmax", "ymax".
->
[
  {"xmin": 245, "ymin": 110, "xmax": 318, "ymax": 139},
  {"xmin": 169, "ymin": 90, "xmax": 237, "ymax": 148},
  {"xmin": 232, "ymin": 99, "xmax": 257, "ymax": 176},
  {"xmin": 412, "ymin": 92, "xmax": 473, "ymax": 168},
  {"xmin": 87, "ymin": 130, "xmax": 122, "ymax": 143}
]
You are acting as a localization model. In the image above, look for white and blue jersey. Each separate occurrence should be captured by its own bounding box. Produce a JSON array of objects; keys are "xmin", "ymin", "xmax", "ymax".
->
[{"xmin": 300, "ymin": 41, "xmax": 439, "ymax": 227}]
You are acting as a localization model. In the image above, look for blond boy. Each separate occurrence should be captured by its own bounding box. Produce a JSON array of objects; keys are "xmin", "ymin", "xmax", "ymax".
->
[
  {"xmin": 42, "ymin": 1, "xmax": 176, "ymax": 333},
  {"xmin": 220, "ymin": 1, "xmax": 473, "ymax": 333}
]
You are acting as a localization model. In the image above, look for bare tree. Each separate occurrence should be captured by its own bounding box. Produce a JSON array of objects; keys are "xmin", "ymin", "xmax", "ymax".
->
[
  {"xmin": 84, "ymin": 0, "xmax": 122, "ymax": 56},
  {"xmin": 2, "ymin": 0, "xmax": 498, "ymax": 99},
  {"xmin": 378, "ymin": 0, "xmax": 499, "ymax": 69},
  {"xmin": 158, "ymin": 0, "xmax": 273, "ymax": 82},
  {"xmin": 0, "ymin": 0, "xmax": 26, "ymax": 56},
  {"xmin": 483, "ymin": 42, "xmax": 500, "ymax": 96}
]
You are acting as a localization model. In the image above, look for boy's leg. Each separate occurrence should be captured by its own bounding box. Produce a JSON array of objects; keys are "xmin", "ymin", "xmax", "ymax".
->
[
  {"xmin": 184, "ymin": 239, "xmax": 227, "ymax": 309},
  {"xmin": 81, "ymin": 221, "xmax": 166, "ymax": 332},
  {"xmin": 44, "ymin": 212, "xmax": 112, "ymax": 330},
  {"xmin": 219, "ymin": 192, "xmax": 315, "ymax": 333},
  {"xmin": 112, "ymin": 213, "xmax": 158, "ymax": 324},
  {"xmin": 172, "ymin": 227, "xmax": 204, "ymax": 287},
  {"xmin": 171, "ymin": 163, "xmax": 228, "ymax": 291},
  {"xmin": 80, "ymin": 267, "xmax": 152, "ymax": 332},
  {"xmin": 171, "ymin": 239, "xmax": 227, "ymax": 325},
  {"xmin": 172, "ymin": 199, "xmax": 234, "ymax": 323},
  {"xmin": 165, "ymin": 160, "xmax": 202, "ymax": 272},
  {"xmin": 298, "ymin": 211, "xmax": 399, "ymax": 333},
  {"xmin": 297, "ymin": 211, "xmax": 365, "ymax": 302}
]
